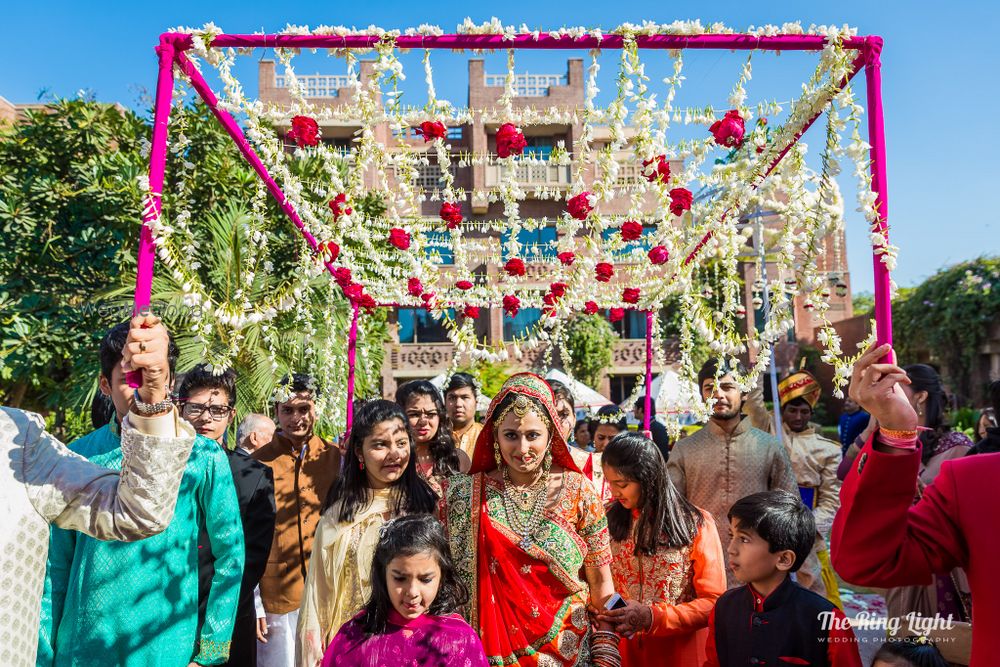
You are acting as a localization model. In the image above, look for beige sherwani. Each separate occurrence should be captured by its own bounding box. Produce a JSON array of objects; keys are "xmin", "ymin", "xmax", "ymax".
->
[
  {"xmin": 745, "ymin": 390, "xmax": 843, "ymax": 599},
  {"xmin": 667, "ymin": 417, "xmax": 797, "ymax": 588},
  {"xmin": 0, "ymin": 406, "xmax": 194, "ymax": 667}
]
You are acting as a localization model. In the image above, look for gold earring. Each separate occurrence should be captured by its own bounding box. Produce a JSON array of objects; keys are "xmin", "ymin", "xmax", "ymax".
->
[
  {"xmin": 543, "ymin": 449, "xmax": 552, "ymax": 472},
  {"xmin": 493, "ymin": 441, "xmax": 502, "ymax": 467}
]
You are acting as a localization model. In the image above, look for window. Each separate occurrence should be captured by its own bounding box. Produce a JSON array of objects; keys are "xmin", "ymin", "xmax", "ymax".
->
[
  {"xmin": 608, "ymin": 375, "xmax": 638, "ymax": 405},
  {"xmin": 413, "ymin": 162, "xmax": 456, "ymax": 191},
  {"xmin": 601, "ymin": 224, "xmax": 656, "ymax": 251},
  {"xmin": 447, "ymin": 126, "xmax": 463, "ymax": 140},
  {"xmin": 397, "ymin": 308, "xmax": 454, "ymax": 343},
  {"xmin": 609, "ymin": 310, "xmax": 648, "ymax": 339},
  {"xmin": 424, "ymin": 231, "xmax": 454, "ymax": 265},
  {"xmin": 503, "ymin": 308, "xmax": 542, "ymax": 341},
  {"xmin": 523, "ymin": 136, "xmax": 554, "ymax": 160},
  {"xmin": 501, "ymin": 226, "xmax": 558, "ymax": 261},
  {"xmin": 615, "ymin": 161, "xmax": 644, "ymax": 186}
]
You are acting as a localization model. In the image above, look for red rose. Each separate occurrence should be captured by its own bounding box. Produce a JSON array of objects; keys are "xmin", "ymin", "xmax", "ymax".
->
[
  {"xmin": 595, "ymin": 262, "xmax": 614, "ymax": 282},
  {"xmin": 328, "ymin": 193, "xmax": 352, "ymax": 221},
  {"xmin": 584, "ymin": 301, "xmax": 599, "ymax": 315},
  {"xmin": 288, "ymin": 115, "xmax": 320, "ymax": 148},
  {"xmin": 463, "ymin": 305, "xmax": 481, "ymax": 319},
  {"xmin": 416, "ymin": 121, "xmax": 447, "ymax": 142},
  {"xmin": 557, "ymin": 251, "xmax": 576, "ymax": 266},
  {"xmin": 567, "ymin": 192, "xmax": 594, "ymax": 221},
  {"xmin": 343, "ymin": 282, "xmax": 364, "ymax": 301},
  {"xmin": 709, "ymin": 109, "xmax": 746, "ymax": 148},
  {"xmin": 668, "ymin": 188, "xmax": 693, "ymax": 216},
  {"xmin": 609, "ymin": 307, "xmax": 625, "ymax": 323},
  {"xmin": 621, "ymin": 220, "xmax": 643, "ymax": 242},
  {"xmin": 334, "ymin": 267, "xmax": 353, "ymax": 288},
  {"xmin": 542, "ymin": 292, "xmax": 557, "ymax": 307},
  {"xmin": 456, "ymin": 280, "xmax": 473, "ymax": 291},
  {"xmin": 439, "ymin": 202, "xmax": 463, "ymax": 229},
  {"xmin": 549, "ymin": 282, "xmax": 567, "ymax": 298},
  {"xmin": 496, "ymin": 123, "xmax": 527, "ymax": 158},
  {"xmin": 622, "ymin": 287, "xmax": 640, "ymax": 304},
  {"xmin": 317, "ymin": 241, "xmax": 340, "ymax": 263},
  {"xmin": 648, "ymin": 245, "xmax": 670, "ymax": 265},
  {"xmin": 407, "ymin": 277, "xmax": 424, "ymax": 297},
  {"xmin": 504, "ymin": 258, "xmax": 526, "ymax": 277},
  {"xmin": 503, "ymin": 295, "xmax": 520, "ymax": 317},
  {"xmin": 357, "ymin": 292, "xmax": 377, "ymax": 310},
  {"xmin": 642, "ymin": 155, "xmax": 671, "ymax": 184},
  {"xmin": 388, "ymin": 228, "xmax": 411, "ymax": 250}
]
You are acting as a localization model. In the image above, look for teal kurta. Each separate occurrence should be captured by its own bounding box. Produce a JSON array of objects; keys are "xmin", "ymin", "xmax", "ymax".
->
[{"xmin": 37, "ymin": 423, "xmax": 244, "ymax": 666}]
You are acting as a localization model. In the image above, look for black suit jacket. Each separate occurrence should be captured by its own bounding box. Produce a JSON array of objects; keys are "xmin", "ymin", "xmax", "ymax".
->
[{"xmin": 199, "ymin": 447, "xmax": 276, "ymax": 625}]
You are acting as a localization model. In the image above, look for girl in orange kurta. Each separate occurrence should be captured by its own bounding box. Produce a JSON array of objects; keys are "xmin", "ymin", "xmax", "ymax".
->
[{"xmin": 598, "ymin": 432, "xmax": 727, "ymax": 667}]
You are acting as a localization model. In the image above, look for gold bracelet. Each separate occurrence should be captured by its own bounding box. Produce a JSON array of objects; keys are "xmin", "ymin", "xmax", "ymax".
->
[{"xmin": 879, "ymin": 426, "xmax": 918, "ymax": 439}]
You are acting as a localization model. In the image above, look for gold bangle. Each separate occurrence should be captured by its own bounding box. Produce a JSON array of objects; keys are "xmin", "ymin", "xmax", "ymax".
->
[{"xmin": 879, "ymin": 426, "xmax": 918, "ymax": 439}]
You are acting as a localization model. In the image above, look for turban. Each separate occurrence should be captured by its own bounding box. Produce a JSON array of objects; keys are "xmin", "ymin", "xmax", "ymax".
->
[{"xmin": 778, "ymin": 371, "xmax": 821, "ymax": 408}]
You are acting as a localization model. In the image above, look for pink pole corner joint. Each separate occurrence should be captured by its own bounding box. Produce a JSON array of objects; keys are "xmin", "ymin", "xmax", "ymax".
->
[{"xmin": 128, "ymin": 37, "xmax": 177, "ymax": 389}]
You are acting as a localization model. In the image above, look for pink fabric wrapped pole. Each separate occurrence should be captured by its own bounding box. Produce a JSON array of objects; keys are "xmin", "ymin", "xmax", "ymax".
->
[
  {"xmin": 127, "ymin": 37, "xmax": 177, "ymax": 389},
  {"xmin": 643, "ymin": 310, "xmax": 654, "ymax": 433},
  {"xmin": 864, "ymin": 37, "xmax": 894, "ymax": 350}
]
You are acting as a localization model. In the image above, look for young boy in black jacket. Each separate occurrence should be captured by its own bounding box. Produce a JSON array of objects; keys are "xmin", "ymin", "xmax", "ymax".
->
[{"xmin": 705, "ymin": 490, "xmax": 862, "ymax": 667}]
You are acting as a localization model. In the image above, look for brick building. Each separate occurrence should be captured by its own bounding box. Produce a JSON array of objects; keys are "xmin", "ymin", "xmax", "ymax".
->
[{"xmin": 256, "ymin": 59, "xmax": 854, "ymax": 401}]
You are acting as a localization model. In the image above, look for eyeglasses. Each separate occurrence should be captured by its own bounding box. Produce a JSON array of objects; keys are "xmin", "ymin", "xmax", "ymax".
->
[
  {"xmin": 405, "ymin": 410, "xmax": 440, "ymax": 421},
  {"xmin": 181, "ymin": 402, "xmax": 233, "ymax": 420}
]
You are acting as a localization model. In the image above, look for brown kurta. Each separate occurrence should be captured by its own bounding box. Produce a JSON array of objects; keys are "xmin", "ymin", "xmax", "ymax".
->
[
  {"xmin": 452, "ymin": 421, "xmax": 483, "ymax": 460},
  {"xmin": 253, "ymin": 432, "xmax": 341, "ymax": 614},
  {"xmin": 667, "ymin": 418, "xmax": 797, "ymax": 588}
]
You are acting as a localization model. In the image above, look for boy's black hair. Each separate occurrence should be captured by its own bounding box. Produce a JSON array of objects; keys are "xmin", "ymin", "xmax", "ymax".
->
[
  {"xmin": 727, "ymin": 490, "xmax": 815, "ymax": 573},
  {"xmin": 697, "ymin": 358, "xmax": 748, "ymax": 390},
  {"xmin": 872, "ymin": 638, "xmax": 948, "ymax": 667},
  {"xmin": 361, "ymin": 514, "xmax": 468, "ymax": 635},
  {"xmin": 444, "ymin": 372, "xmax": 477, "ymax": 397},
  {"xmin": 275, "ymin": 372, "xmax": 319, "ymax": 400},
  {"xmin": 589, "ymin": 404, "xmax": 628, "ymax": 438},
  {"xmin": 635, "ymin": 395, "xmax": 656, "ymax": 414},
  {"xmin": 177, "ymin": 364, "xmax": 237, "ymax": 405},
  {"xmin": 322, "ymin": 400, "xmax": 438, "ymax": 522},
  {"xmin": 90, "ymin": 392, "xmax": 116, "ymax": 428},
  {"xmin": 99, "ymin": 321, "xmax": 179, "ymax": 381}
]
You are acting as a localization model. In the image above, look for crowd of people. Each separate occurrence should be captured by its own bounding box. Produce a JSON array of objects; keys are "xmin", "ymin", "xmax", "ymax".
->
[{"xmin": 1, "ymin": 316, "xmax": 996, "ymax": 667}]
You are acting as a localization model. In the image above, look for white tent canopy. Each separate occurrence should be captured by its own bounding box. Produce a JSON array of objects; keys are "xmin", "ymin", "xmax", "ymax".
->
[
  {"xmin": 620, "ymin": 368, "xmax": 701, "ymax": 416},
  {"xmin": 544, "ymin": 369, "xmax": 613, "ymax": 411},
  {"xmin": 428, "ymin": 373, "xmax": 492, "ymax": 413}
]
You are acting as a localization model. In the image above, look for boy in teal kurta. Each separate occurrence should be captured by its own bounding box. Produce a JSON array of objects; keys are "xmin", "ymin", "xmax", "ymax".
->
[{"xmin": 37, "ymin": 419, "xmax": 245, "ymax": 666}]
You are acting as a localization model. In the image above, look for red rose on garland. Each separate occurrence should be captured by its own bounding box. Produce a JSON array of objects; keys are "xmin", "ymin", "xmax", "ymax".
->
[
  {"xmin": 642, "ymin": 155, "xmax": 671, "ymax": 184},
  {"xmin": 439, "ymin": 202, "xmax": 463, "ymax": 229},
  {"xmin": 584, "ymin": 301, "xmax": 599, "ymax": 315},
  {"xmin": 668, "ymin": 188, "xmax": 693, "ymax": 216},
  {"xmin": 609, "ymin": 308, "xmax": 625, "ymax": 323},
  {"xmin": 496, "ymin": 123, "xmax": 527, "ymax": 158},
  {"xmin": 317, "ymin": 241, "xmax": 340, "ymax": 263},
  {"xmin": 463, "ymin": 305, "xmax": 481, "ymax": 319},
  {"xmin": 595, "ymin": 262, "xmax": 614, "ymax": 283},
  {"xmin": 621, "ymin": 221, "xmax": 643, "ymax": 242},
  {"xmin": 622, "ymin": 287, "xmax": 640, "ymax": 304},
  {"xmin": 328, "ymin": 193, "xmax": 352, "ymax": 221},
  {"xmin": 288, "ymin": 115, "xmax": 320, "ymax": 148},
  {"xmin": 503, "ymin": 295, "xmax": 521, "ymax": 317},
  {"xmin": 557, "ymin": 251, "xmax": 576, "ymax": 266},
  {"xmin": 504, "ymin": 258, "xmax": 526, "ymax": 277},
  {"xmin": 357, "ymin": 292, "xmax": 377, "ymax": 310},
  {"xmin": 334, "ymin": 267, "xmax": 353, "ymax": 288},
  {"xmin": 549, "ymin": 282, "xmax": 568, "ymax": 298},
  {"xmin": 456, "ymin": 280, "xmax": 473, "ymax": 291},
  {"xmin": 407, "ymin": 277, "xmax": 424, "ymax": 297},
  {"xmin": 648, "ymin": 246, "xmax": 670, "ymax": 265},
  {"xmin": 416, "ymin": 121, "xmax": 447, "ymax": 142},
  {"xmin": 343, "ymin": 282, "xmax": 364, "ymax": 301},
  {"xmin": 709, "ymin": 109, "xmax": 746, "ymax": 148},
  {"xmin": 567, "ymin": 192, "xmax": 594, "ymax": 221},
  {"xmin": 388, "ymin": 228, "xmax": 411, "ymax": 250}
]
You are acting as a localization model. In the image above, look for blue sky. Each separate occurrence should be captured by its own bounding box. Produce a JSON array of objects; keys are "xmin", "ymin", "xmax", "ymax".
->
[{"xmin": 2, "ymin": 0, "xmax": 997, "ymax": 293}]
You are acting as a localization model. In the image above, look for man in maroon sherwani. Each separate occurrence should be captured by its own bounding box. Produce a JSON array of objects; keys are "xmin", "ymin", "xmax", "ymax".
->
[{"xmin": 831, "ymin": 343, "xmax": 999, "ymax": 667}]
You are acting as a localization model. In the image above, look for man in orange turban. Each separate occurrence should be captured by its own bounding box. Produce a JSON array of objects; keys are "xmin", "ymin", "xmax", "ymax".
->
[{"xmin": 747, "ymin": 369, "xmax": 843, "ymax": 607}]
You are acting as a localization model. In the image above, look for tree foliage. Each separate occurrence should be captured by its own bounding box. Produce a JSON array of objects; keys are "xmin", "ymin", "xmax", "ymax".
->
[
  {"xmin": 893, "ymin": 256, "xmax": 1000, "ymax": 400},
  {"xmin": 564, "ymin": 315, "xmax": 619, "ymax": 389}
]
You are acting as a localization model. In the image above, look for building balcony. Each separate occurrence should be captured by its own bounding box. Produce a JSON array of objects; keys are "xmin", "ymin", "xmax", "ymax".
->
[
  {"xmin": 484, "ymin": 73, "xmax": 567, "ymax": 97},
  {"xmin": 275, "ymin": 73, "xmax": 351, "ymax": 98},
  {"xmin": 484, "ymin": 162, "xmax": 572, "ymax": 188}
]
